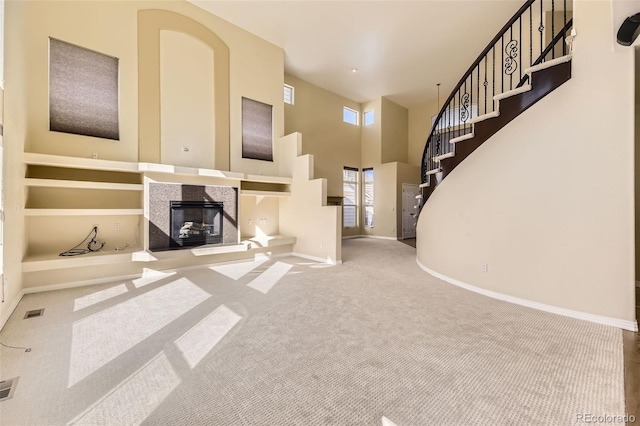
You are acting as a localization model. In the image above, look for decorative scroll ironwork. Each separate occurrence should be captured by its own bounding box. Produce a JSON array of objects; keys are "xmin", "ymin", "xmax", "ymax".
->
[
  {"xmin": 504, "ymin": 40, "xmax": 519, "ymax": 75},
  {"xmin": 538, "ymin": 24, "xmax": 545, "ymax": 32},
  {"xmin": 459, "ymin": 93, "xmax": 471, "ymax": 123},
  {"xmin": 435, "ymin": 135, "xmax": 441, "ymax": 155}
]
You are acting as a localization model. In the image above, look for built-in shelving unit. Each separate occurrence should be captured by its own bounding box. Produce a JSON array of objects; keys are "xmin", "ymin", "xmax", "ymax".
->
[
  {"xmin": 24, "ymin": 178, "xmax": 144, "ymax": 191},
  {"xmin": 25, "ymin": 208, "xmax": 144, "ymax": 216},
  {"xmin": 21, "ymin": 153, "xmax": 297, "ymax": 284},
  {"xmin": 240, "ymin": 190, "xmax": 290, "ymax": 198}
]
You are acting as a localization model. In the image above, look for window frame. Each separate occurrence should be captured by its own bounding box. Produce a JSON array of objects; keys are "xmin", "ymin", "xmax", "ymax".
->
[
  {"xmin": 343, "ymin": 166, "xmax": 359, "ymax": 228},
  {"xmin": 363, "ymin": 110, "xmax": 374, "ymax": 126},
  {"xmin": 342, "ymin": 106, "xmax": 359, "ymax": 126},
  {"xmin": 363, "ymin": 168, "xmax": 374, "ymax": 228},
  {"xmin": 284, "ymin": 84, "xmax": 294, "ymax": 105}
]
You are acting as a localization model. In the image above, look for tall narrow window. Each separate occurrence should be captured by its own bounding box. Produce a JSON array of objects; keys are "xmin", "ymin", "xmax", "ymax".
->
[
  {"xmin": 363, "ymin": 168, "xmax": 374, "ymax": 227},
  {"xmin": 343, "ymin": 167, "xmax": 358, "ymax": 228},
  {"xmin": 284, "ymin": 84, "xmax": 294, "ymax": 105}
]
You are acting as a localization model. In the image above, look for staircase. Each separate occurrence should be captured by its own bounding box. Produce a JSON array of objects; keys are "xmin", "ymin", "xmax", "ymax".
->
[{"xmin": 419, "ymin": 0, "xmax": 573, "ymax": 203}]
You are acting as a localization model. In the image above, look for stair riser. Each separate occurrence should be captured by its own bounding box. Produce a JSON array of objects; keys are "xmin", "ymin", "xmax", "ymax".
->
[{"xmin": 438, "ymin": 62, "xmax": 571, "ymax": 181}]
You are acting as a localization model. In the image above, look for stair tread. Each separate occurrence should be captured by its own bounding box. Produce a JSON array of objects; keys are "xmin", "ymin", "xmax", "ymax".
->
[
  {"xmin": 432, "ymin": 152, "xmax": 455, "ymax": 162},
  {"xmin": 525, "ymin": 54, "xmax": 572, "ymax": 75},
  {"xmin": 494, "ymin": 84, "xmax": 532, "ymax": 101},
  {"xmin": 450, "ymin": 133, "xmax": 475, "ymax": 144},
  {"xmin": 468, "ymin": 111, "xmax": 500, "ymax": 125},
  {"xmin": 426, "ymin": 168, "xmax": 442, "ymax": 175}
]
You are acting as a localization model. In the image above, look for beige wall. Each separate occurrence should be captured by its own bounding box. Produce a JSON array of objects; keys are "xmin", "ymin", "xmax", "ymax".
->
[
  {"xmin": 159, "ymin": 30, "xmax": 215, "ymax": 169},
  {"xmin": 361, "ymin": 98, "xmax": 382, "ymax": 168},
  {"xmin": 1, "ymin": 1, "xmax": 28, "ymax": 326},
  {"xmin": 284, "ymin": 74, "xmax": 361, "ymax": 197},
  {"xmin": 15, "ymin": 0, "xmax": 284, "ymax": 172},
  {"xmin": 279, "ymin": 154, "xmax": 341, "ymax": 263},
  {"xmin": 381, "ymin": 97, "xmax": 408, "ymax": 164},
  {"xmin": 408, "ymin": 100, "xmax": 438, "ymax": 168},
  {"xmin": 396, "ymin": 163, "xmax": 421, "ymax": 238},
  {"xmin": 417, "ymin": 0, "xmax": 636, "ymax": 325}
]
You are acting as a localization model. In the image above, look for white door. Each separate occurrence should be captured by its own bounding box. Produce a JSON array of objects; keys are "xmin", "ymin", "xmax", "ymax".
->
[{"xmin": 402, "ymin": 184, "xmax": 420, "ymax": 239}]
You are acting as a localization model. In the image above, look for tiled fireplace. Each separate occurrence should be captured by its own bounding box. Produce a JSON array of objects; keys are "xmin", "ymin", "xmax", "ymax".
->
[{"xmin": 148, "ymin": 183, "xmax": 238, "ymax": 251}]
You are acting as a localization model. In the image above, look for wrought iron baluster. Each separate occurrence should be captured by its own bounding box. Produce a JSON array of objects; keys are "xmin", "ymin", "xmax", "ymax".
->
[
  {"xmin": 476, "ymin": 65, "xmax": 480, "ymax": 121},
  {"xmin": 530, "ymin": 5, "xmax": 533, "ymax": 70},
  {"xmin": 519, "ymin": 16, "xmax": 522, "ymax": 83},
  {"xmin": 492, "ymin": 44, "xmax": 496, "ymax": 111},
  {"xmin": 501, "ymin": 35, "xmax": 504, "ymax": 94},
  {"xmin": 484, "ymin": 57, "xmax": 488, "ymax": 115},
  {"xmin": 563, "ymin": 0, "xmax": 567, "ymax": 55},
  {"xmin": 552, "ymin": 0, "xmax": 555, "ymax": 59},
  {"xmin": 539, "ymin": 0, "xmax": 543, "ymax": 60}
]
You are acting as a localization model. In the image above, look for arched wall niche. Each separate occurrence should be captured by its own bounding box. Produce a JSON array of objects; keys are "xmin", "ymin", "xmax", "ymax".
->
[{"xmin": 138, "ymin": 9, "xmax": 230, "ymax": 170}]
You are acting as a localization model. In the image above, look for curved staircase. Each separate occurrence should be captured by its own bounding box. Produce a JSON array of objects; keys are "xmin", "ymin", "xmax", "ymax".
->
[{"xmin": 419, "ymin": 0, "xmax": 574, "ymax": 202}]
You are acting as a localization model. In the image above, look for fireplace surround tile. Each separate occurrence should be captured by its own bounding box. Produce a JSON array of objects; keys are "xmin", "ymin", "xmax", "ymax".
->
[{"xmin": 148, "ymin": 183, "xmax": 238, "ymax": 251}]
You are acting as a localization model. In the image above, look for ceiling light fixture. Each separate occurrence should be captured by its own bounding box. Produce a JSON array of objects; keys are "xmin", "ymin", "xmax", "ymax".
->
[{"xmin": 351, "ymin": 68, "xmax": 358, "ymax": 73}]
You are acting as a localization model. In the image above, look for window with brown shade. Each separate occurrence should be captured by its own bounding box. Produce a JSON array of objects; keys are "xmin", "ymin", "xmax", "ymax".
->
[
  {"xmin": 49, "ymin": 38, "xmax": 119, "ymax": 140},
  {"xmin": 242, "ymin": 97, "xmax": 273, "ymax": 161}
]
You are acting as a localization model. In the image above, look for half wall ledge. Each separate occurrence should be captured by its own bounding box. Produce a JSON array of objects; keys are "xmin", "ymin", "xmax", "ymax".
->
[{"xmin": 416, "ymin": 258, "xmax": 638, "ymax": 332}]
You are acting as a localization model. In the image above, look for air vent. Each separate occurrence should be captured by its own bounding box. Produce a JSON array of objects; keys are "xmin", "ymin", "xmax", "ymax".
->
[
  {"xmin": 0, "ymin": 377, "xmax": 19, "ymax": 402},
  {"xmin": 24, "ymin": 309, "xmax": 44, "ymax": 319}
]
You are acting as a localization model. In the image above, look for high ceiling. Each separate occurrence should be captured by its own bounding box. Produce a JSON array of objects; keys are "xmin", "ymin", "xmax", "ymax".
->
[{"xmin": 190, "ymin": 1, "xmax": 525, "ymax": 108}]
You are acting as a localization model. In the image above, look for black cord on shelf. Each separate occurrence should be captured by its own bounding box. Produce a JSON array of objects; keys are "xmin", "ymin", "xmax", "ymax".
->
[{"xmin": 59, "ymin": 226, "xmax": 105, "ymax": 257}]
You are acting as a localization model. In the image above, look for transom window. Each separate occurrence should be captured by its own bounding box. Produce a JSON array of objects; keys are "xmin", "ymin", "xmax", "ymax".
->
[
  {"xmin": 343, "ymin": 107, "xmax": 358, "ymax": 126},
  {"xmin": 284, "ymin": 84, "xmax": 294, "ymax": 105}
]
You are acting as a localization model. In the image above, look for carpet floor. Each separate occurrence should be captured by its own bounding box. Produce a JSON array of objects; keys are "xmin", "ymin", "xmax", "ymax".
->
[{"xmin": 0, "ymin": 239, "xmax": 625, "ymax": 425}]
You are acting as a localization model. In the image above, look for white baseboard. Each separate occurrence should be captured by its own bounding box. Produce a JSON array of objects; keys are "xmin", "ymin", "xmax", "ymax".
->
[
  {"xmin": 342, "ymin": 235, "xmax": 362, "ymax": 240},
  {"xmin": 0, "ymin": 289, "xmax": 26, "ymax": 331},
  {"xmin": 292, "ymin": 252, "xmax": 342, "ymax": 265},
  {"xmin": 24, "ymin": 273, "xmax": 144, "ymax": 295},
  {"xmin": 361, "ymin": 235, "xmax": 398, "ymax": 241},
  {"xmin": 416, "ymin": 259, "xmax": 638, "ymax": 332}
]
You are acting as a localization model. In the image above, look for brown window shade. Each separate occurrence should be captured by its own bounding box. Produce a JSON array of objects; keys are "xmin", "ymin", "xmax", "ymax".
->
[
  {"xmin": 242, "ymin": 97, "xmax": 273, "ymax": 161},
  {"xmin": 49, "ymin": 38, "xmax": 120, "ymax": 140}
]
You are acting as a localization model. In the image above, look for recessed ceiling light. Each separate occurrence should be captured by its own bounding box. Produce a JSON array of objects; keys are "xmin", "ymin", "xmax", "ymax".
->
[{"xmin": 351, "ymin": 68, "xmax": 358, "ymax": 73}]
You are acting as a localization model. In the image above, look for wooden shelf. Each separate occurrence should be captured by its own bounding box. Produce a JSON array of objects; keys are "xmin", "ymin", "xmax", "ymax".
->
[
  {"xmin": 244, "ymin": 174, "xmax": 293, "ymax": 184},
  {"xmin": 24, "ymin": 152, "xmax": 140, "ymax": 173},
  {"xmin": 25, "ymin": 178, "xmax": 143, "ymax": 191},
  {"xmin": 25, "ymin": 209, "xmax": 144, "ymax": 216},
  {"xmin": 22, "ymin": 246, "xmax": 143, "ymax": 272},
  {"xmin": 240, "ymin": 190, "xmax": 290, "ymax": 198}
]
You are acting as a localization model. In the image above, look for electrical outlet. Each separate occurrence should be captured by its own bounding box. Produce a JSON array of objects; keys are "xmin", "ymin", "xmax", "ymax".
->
[
  {"xmin": 320, "ymin": 242, "xmax": 324, "ymax": 249},
  {"xmin": 92, "ymin": 153, "xmax": 99, "ymax": 159},
  {"xmin": 114, "ymin": 223, "xmax": 120, "ymax": 231},
  {"xmin": 248, "ymin": 219, "xmax": 252, "ymax": 225},
  {"xmin": 481, "ymin": 263, "xmax": 488, "ymax": 272}
]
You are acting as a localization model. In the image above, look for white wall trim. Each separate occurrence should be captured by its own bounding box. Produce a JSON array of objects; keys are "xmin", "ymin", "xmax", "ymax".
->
[
  {"xmin": 292, "ymin": 252, "xmax": 342, "ymax": 265},
  {"xmin": 342, "ymin": 235, "xmax": 362, "ymax": 240},
  {"xmin": 361, "ymin": 235, "xmax": 398, "ymax": 241},
  {"xmin": 416, "ymin": 258, "xmax": 638, "ymax": 332},
  {"xmin": 0, "ymin": 289, "xmax": 26, "ymax": 331}
]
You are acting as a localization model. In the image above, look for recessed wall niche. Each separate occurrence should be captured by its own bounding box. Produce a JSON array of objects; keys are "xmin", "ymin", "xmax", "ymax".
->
[{"xmin": 49, "ymin": 38, "xmax": 120, "ymax": 140}]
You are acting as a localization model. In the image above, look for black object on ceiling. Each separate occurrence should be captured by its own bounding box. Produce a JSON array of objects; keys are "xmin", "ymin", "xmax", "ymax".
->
[{"xmin": 617, "ymin": 13, "xmax": 640, "ymax": 46}]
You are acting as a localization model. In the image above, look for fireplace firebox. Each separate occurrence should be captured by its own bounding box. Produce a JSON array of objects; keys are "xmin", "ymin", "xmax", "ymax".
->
[{"xmin": 170, "ymin": 201, "xmax": 223, "ymax": 248}]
